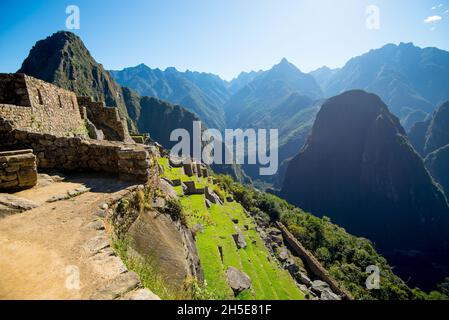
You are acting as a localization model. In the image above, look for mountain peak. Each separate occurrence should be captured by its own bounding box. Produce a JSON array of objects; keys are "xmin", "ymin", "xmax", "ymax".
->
[{"xmin": 271, "ymin": 57, "xmax": 302, "ymax": 74}]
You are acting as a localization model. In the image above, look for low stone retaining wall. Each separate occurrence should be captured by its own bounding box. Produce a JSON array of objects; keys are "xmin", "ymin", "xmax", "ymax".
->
[
  {"xmin": 0, "ymin": 128, "xmax": 155, "ymax": 183},
  {"xmin": 0, "ymin": 149, "xmax": 37, "ymax": 190}
]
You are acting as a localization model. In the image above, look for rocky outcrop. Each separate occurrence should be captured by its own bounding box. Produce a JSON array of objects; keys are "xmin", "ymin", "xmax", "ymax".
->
[
  {"xmin": 226, "ymin": 267, "xmax": 251, "ymax": 295},
  {"xmin": 0, "ymin": 194, "xmax": 38, "ymax": 218}
]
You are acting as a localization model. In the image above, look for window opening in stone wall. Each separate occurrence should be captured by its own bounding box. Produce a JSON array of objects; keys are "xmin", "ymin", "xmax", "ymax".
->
[{"xmin": 37, "ymin": 89, "xmax": 44, "ymax": 105}]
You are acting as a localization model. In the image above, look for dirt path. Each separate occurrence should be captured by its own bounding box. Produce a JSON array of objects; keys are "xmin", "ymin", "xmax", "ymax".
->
[{"xmin": 0, "ymin": 174, "xmax": 141, "ymax": 300}]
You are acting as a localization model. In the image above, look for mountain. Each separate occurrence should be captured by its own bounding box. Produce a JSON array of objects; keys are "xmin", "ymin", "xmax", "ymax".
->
[
  {"xmin": 223, "ymin": 59, "xmax": 323, "ymax": 185},
  {"xmin": 227, "ymin": 70, "xmax": 264, "ymax": 94},
  {"xmin": 318, "ymin": 43, "xmax": 449, "ymax": 127},
  {"xmin": 111, "ymin": 64, "xmax": 229, "ymax": 130},
  {"xmin": 309, "ymin": 66, "xmax": 340, "ymax": 92},
  {"xmin": 225, "ymin": 58, "xmax": 322, "ymax": 129},
  {"xmin": 18, "ymin": 31, "xmax": 133, "ymax": 126},
  {"xmin": 281, "ymin": 90, "xmax": 449, "ymax": 288}
]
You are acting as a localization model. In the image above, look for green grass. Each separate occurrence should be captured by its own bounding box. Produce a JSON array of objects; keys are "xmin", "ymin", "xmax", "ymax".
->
[{"xmin": 158, "ymin": 157, "xmax": 304, "ymax": 300}]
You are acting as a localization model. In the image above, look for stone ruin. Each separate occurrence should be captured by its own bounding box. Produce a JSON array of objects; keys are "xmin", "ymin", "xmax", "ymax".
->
[
  {"xmin": 0, "ymin": 73, "xmax": 157, "ymax": 189},
  {"xmin": 0, "ymin": 73, "xmax": 132, "ymax": 142}
]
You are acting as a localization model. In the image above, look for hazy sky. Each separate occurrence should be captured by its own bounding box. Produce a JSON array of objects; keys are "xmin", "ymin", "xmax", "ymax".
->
[{"xmin": 1, "ymin": 0, "xmax": 449, "ymax": 80}]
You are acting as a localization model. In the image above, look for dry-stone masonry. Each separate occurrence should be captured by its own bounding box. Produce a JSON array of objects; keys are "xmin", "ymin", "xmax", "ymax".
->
[
  {"xmin": 0, "ymin": 127, "xmax": 155, "ymax": 183},
  {"xmin": 77, "ymin": 96, "xmax": 132, "ymax": 143},
  {"xmin": 0, "ymin": 73, "xmax": 131, "ymax": 143},
  {"xmin": 0, "ymin": 74, "xmax": 88, "ymax": 138},
  {"xmin": 0, "ymin": 149, "xmax": 37, "ymax": 190}
]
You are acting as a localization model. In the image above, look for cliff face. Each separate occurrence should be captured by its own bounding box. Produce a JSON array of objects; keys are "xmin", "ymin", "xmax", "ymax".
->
[
  {"xmin": 424, "ymin": 101, "xmax": 449, "ymax": 155},
  {"xmin": 426, "ymin": 145, "xmax": 449, "ymax": 197},
  {"xmin": 281, "ymin": 90, "xmax": 449, "ymax": 254}
]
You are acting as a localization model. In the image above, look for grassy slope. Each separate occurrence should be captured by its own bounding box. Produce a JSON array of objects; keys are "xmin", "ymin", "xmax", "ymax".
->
[{"xmin": 159, "ymin": 158, "xmax": 303, "ymax": 300}]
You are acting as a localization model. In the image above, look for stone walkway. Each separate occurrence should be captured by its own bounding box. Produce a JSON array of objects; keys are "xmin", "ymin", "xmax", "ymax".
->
[{"xmin": 0, "ymin": 173, "xmax": 159, "ymax": 300}]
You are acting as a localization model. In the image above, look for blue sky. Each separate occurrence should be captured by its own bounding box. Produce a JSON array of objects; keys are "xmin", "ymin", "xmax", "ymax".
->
[{"xmin": 0, "ymin": 0, "xmax": 448, "ymax": 80}]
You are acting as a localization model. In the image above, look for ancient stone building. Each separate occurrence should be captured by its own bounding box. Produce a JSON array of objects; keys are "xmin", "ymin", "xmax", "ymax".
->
[
  {"xmin": 0, "ymin": 73, "xmax": 131, "ymax": 143},
  {"xmin": 0, "ymin": 73, "xmax": 87, "ymax": 138},
  {"xmin": 0, "ymin": 74, "xmax": 154, "ymax": 184}
]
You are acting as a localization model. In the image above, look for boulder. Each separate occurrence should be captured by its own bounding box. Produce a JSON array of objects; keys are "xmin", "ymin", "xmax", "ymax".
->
[
  {"xmin": 151, "ymin": 197, "xmax": 166, "ymax": 209},
  {"xmin": 320, "ymin": 290, "xmax": 341, "ymax": 300},
  {"xmin": 226, "ymin": 267, "xmax": 251, "ymax": 295},
  {"xmin": 232, "ymin": 233, "xmax": 247, "ymax": 249},
  {"xmin": 297, "ymin": 272, "xmax": 312, "ymax": 286},
  {"xmin": 158, "ymin": 178, "xmax": 178, "ymax": 199},
  {"xmin": 232, "ymin": 227, "xmax": 247, "ymax": 249},
  {"xmin": 122, "ymin": 288, "xmax": 161, "ymax": 300},
  {"xmin": 277, "ymin": 246, "xmax": 290, "ymax": 262},
  {"xmin": 311, "ymin": 280, "xmax": 331, "ymax": 295},
  {"xmin": 90, "ymin": 272, "xmax": 140, "ymax": 300},
  {"xmin": 269, "ymin": 234, "xmax": 283, "ymax": 246}
]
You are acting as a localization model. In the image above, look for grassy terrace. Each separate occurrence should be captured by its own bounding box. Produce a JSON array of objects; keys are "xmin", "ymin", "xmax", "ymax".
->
[{"xmin": 159, "ymin": 157, "xmax": 304, "ymax": 300}]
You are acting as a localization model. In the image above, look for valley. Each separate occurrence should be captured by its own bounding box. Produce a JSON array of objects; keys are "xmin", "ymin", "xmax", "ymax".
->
[{"xmin": 2, "ymin": 28, "xmax": 449, "ymax": 301}]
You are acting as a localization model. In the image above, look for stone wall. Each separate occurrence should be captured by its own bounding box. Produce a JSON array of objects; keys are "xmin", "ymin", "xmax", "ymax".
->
[
  {"xmin": 0, "ymin": 127, "xmax": 156, "ymax": 183},
  {"xmin": 0, "ymin": 74, "xmax": 88, "ymax": 138},
  {"xmin": 0, "ymin": 149, "xmax": 37, "ymax": 190},
  {"xmin": 77, "ymin": 96, "xmax": 132, "ymax": 143}
]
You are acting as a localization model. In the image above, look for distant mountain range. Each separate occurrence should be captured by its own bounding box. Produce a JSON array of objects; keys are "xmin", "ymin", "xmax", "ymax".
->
[
  {"xmin": 111, "ymin": 64, "xmax": 230, "ymax": 130},
  {"xmin": 281, "ymin": 90, "xmax": 449, "ymax": 289},
  {"xmin": 315, "ymin": 43, "xmax": 449, "ymax": 128},
  {"xmin": 111, "ymin": 43, "xmax": 449, "ymax": 188},
  {"xmin": 111, "ymin": 58, "xmax": 323, "ymax": 186}
]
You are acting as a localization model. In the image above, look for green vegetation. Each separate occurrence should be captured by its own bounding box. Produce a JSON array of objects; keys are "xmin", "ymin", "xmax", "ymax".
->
[
  {"xmin": 213, "ymin": 175, "xmax": 436, "ymax": 300},
  {"xmin": 158, "ymin": 157, "xmax": 304, "ymax": 300},
  {"xmin": 113, "ymin": 237, "xmax": 184, "ymax": 300}
]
